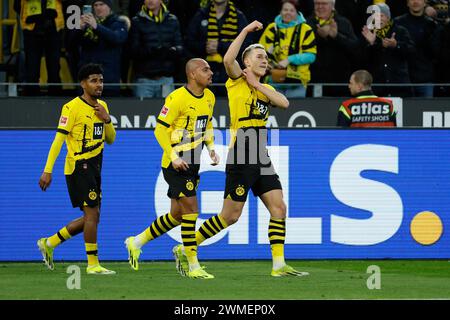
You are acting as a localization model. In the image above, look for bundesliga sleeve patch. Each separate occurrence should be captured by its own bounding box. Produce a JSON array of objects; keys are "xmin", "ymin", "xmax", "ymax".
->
[
  {"xmin": 59, "ymin": 116, "xmax": 68, "ymax": 126},
  {"xmin": 160, "ymin": 105, "xmax": 169, "ymax": 117}
]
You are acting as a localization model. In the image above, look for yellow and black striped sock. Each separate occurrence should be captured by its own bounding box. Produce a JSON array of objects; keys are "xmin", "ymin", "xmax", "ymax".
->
[
  {"xmin": 136, "ymin": 213, "xmax": 180, "ymax": 247},
  {"xmin": 269, "ymin": 218, "xmax": 286, "ymax": 269},
  {"xmin": 85, "ymin": 243, "xmax": 99, "ymax": 266},
  {"xmin": 47, "ymin": 226, "xmax": 72, "ymax": 248},
  {"xmin": 195, "ymin": 214, "xmax": 228, "ymax": 245},
  {"xmin": 181, "ymin": 213, "xmax": 199, "ymax": 268}
]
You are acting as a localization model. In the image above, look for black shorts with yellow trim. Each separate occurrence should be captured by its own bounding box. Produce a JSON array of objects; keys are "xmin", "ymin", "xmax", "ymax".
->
[
  {"xmin": 162, "ymin": 163, "xmax": 200, "ymax": 199},
  {"xmin": 65, "ymin": 154, "xmax": 102, "ymax": 209},
  {"xmin": 224, "ymin": 162, "xmax": 282, "ymax": 202}
]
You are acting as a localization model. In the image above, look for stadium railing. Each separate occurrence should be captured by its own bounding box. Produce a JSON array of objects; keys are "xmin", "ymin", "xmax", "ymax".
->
[{"xmin": 0, "ymin": 82, "xmax": 450, "ymax": 98}]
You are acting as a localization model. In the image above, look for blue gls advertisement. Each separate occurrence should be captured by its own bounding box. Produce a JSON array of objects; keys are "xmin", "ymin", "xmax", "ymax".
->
[{"xmin": 0, "ymin": 129, "xmax": 449, "ymax": 261}]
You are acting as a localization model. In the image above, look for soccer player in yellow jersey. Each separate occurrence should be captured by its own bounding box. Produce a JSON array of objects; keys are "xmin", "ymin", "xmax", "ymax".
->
[
  {"xmin": 125, "ymin": 58, "xmax": 219, "ymax": 279},
  {"xmin": 175, "ymin": 21, "xmax": 310, "ymax": 277},
  {"xmin": 37, "ymin": 64, "xmax": 116, "ymax": 275}
]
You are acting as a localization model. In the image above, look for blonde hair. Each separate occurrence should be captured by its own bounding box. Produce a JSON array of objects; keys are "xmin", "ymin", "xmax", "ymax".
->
[{"xmin": 241, "ymin": 43, "xmax": 266, "ymax": 63}]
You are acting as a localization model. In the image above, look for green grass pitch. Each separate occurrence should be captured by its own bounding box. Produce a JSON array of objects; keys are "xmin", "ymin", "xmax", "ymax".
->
[{"xmin": 1, "ymin": 260, "xmax": 449, "ymax": 300}]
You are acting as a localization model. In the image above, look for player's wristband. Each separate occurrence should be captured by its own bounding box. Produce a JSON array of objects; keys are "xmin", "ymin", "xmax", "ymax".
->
[{"xmin": 105, "ymin": 117, "xmax": 112, "ymax": 124}]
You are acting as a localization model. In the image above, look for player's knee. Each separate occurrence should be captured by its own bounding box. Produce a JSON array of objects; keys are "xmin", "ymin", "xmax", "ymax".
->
[
  {"xmin": 226, "ymin": 215, "xmax": 240, "ymax": 226},
  {"xmin": 181, "ymin": 206, "xmax": 198, "ymax": 214},
  {"xmin": 222, "ymin": 208, "xmax": 242, "ymax": 226},
  {"xmin": 271, "ymin": 202, "xmax": 286, "ymax": 219},
  {"xmin": 84, "ymin": 207, "xmax": 100, "ymax": 223},
  {"xmin": 171, "ymin": 211, "xmax": 183, "ymax": 222},
  {"xmin": 178, "ymin": 198, "xmax": 198, "ymax": 214}
]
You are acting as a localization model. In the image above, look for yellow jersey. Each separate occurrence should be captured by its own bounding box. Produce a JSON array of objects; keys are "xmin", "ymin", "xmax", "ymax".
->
[
  {"xmin": 56, "ymin": 96, "xmax": 114, "ymax": 175},
  {"xmin": 259, "ymin": 21, "xmax": 316, "ymax": 86},
  {"xmin": 225, "ymin": 76, "xmax": 275, "ymax": 147},
  {"xmin": 156, "ymin": 86, "xmax": 215, "ymax": 168}
]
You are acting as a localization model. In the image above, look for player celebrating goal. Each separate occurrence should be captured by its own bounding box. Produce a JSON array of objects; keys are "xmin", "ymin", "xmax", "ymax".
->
[
  {"xmin": 174, "ymin": 21, "xmax": 309, "ymax": 277},
  {"xmin": 37, "ymin": 64, "xmax": 116, "ymax": 275},
  {"xmin": 125, "ymin": 58, "xmax": 219, "ymax": 279}
]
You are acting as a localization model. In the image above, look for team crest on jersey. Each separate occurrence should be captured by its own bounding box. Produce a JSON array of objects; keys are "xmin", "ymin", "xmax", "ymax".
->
[
  {"xmin": 160, "ymin": 105, "xmax": 169, "ymax": 117},
  {"xmin": 59, "ymin": 116, "xmax": 68, "ymax": 126}
]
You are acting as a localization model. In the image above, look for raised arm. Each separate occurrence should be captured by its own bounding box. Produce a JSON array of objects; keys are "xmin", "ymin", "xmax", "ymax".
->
[{"xmin": 223, "ymin": 20, "xmax": 264, "ymax": 79}]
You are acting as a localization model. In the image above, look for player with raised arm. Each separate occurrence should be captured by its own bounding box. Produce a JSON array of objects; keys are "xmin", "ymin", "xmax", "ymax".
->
[{"xmin": 174, "ymin": 21, "xmax": 309, "ymax": 277}]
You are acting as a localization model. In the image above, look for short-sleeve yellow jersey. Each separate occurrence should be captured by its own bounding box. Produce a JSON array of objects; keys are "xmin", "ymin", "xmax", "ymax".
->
[
  {"xmin": 57, "ymin": 96, "xmax": 111, "ymax": 174},
  {"xmin": 225, "ymin": 76, "xmax": 275, "ymax": 146},
  {"xmin": 156, "ymin": 86, "xmax": 215, "ymax": 168}
]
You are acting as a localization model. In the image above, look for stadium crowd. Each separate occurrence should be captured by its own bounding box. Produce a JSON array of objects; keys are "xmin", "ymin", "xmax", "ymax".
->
[{"xmin": 5, "ymin": 0, "xmax": 450, "ymax": 97}]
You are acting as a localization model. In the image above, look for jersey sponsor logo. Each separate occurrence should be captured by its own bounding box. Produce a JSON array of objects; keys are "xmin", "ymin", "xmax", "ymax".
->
[
  {"xmin": 255, "ymin": 100, "xmax": 269, "ymax": 116},
  {"xmin": 59, "ymin": 116, "xmax": 69, "ymax": 127},
  {"xmin": 93, "ymin": 123, "xmax": 104, "ymax": 139},
  {"xmin": 160, "ymin": 106, "xmax": 169, "ymax": 117},
  {"xmin": 195, "ymin": 115, "xmax": 209, "ymax": 133},
  {"xmin": 248, "ymin": 99, "xmax": 269, "ymax": 119}
]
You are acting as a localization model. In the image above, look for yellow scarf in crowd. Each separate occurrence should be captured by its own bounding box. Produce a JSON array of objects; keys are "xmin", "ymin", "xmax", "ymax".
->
[
  {"xmin": 142, "ymin": 2, "xmax": 167, "ymax": 23},
  {"xmin": 375, "ymin": 20, "xmax": 393, "ymax": 39},
  {"xmin": 315, "ymin": 11, "xmax": 335, "ymax": 26},
  {"xmin": 206, "ymin": 0, "xmax": 239, "ymax": 63},
  {"xmin": 83, "ymin": 16, "xmax": 107, "ymax": 42}
]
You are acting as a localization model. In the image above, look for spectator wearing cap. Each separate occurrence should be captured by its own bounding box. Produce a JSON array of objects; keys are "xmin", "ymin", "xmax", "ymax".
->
[
  {"xmin": 259, "ymin": 0, "xmax": 317, "ymax": 98},
  {"xmin": 306, "ymin": 0, "xmax": 359, "ymax": 97},
  {"xmin": 360, "ymin": 3, "xmax": 415, "ymax": 97},
  {"xmin": 76, "ymin": 0, "xmax": 129, "ymax": 96},
  {"xmin": 395, "ymin": 0, "xmax": 441, "ymax": 97},
  {"xmin": 129, "ymin": 0, "xmax": 183, "ymax": 98},
  {"xmin": 374, "ymin": 0, "xmax": 408, "ymax": 18}
]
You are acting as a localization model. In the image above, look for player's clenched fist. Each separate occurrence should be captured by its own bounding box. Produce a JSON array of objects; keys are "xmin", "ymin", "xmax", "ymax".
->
[{"xmin": 243, "ymin": 20, "xmax": 263, "ymax": 33}]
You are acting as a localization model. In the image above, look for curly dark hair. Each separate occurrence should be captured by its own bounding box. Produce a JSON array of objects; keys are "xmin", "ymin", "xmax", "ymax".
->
[{"xmin": 77, "ymin": 63, "xmax": 104, "ymax": 82}]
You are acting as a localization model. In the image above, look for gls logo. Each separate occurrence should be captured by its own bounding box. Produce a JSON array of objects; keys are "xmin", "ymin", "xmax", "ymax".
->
[{"xmin": 155, "ymin": 144, "xmax": 402, "ymax": 246}]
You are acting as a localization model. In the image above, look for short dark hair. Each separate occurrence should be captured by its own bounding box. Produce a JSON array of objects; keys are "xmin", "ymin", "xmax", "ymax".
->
[
  {"xmin": 78, "ymin": 63, "xmax": 104, "ymax": 82},
  {"xmin": 281, "ymin": 0, "xmax": 299, "ymax": 10},
  {"xmin": 352, "ymin": 70, "xmax": 373, "ymax": 88}
]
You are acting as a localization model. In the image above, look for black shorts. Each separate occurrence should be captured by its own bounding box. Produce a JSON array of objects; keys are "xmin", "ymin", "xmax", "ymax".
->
[
  {"xmin": 162, "ymin": 163, "xmax": 200, "ymax": 199},
  {"xmin": 224, "ymin": 162, "xmax": 282, "ymax": 202},
  {"xmin": 65, "ymin": 154, "xmax": 102, "ymax": 209}
]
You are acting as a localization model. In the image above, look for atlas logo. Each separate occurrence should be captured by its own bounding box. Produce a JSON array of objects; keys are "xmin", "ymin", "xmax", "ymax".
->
[{"xmin": 350, "ymin": 103, "xmax": 391, "ymax": 115}]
